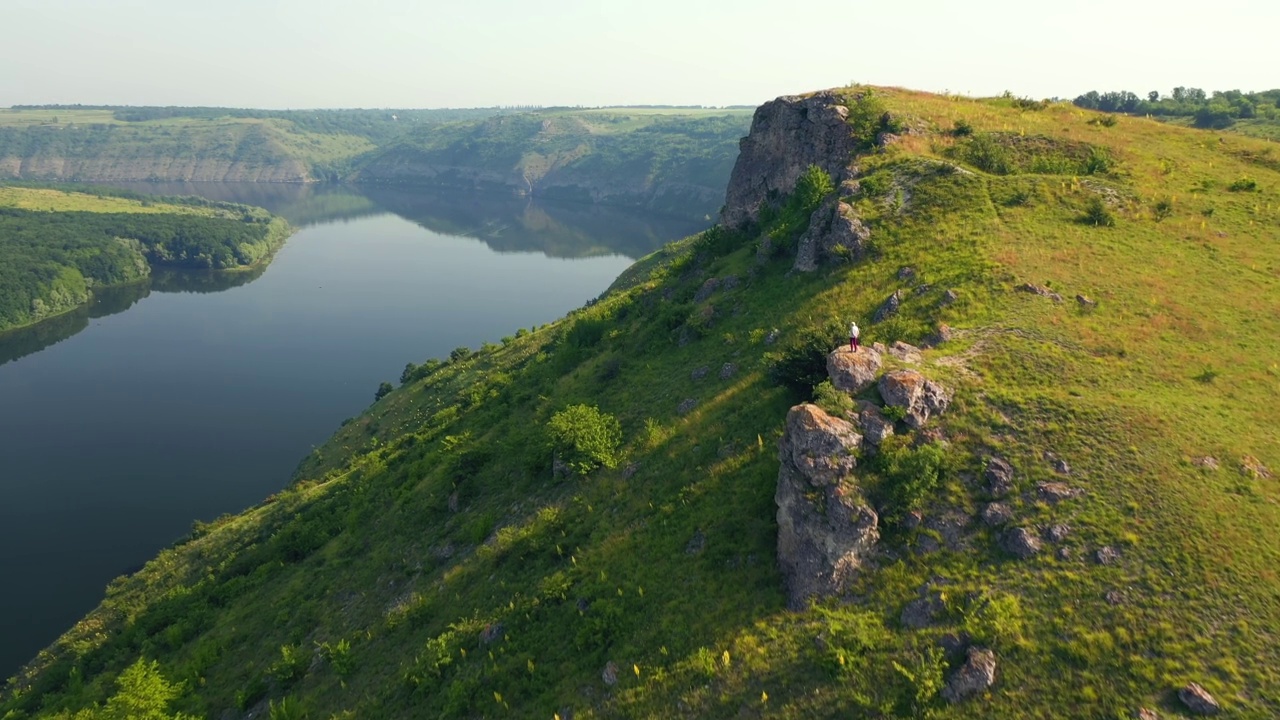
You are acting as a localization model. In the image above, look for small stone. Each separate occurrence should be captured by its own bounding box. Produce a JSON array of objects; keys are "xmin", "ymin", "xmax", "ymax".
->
[
  {"xmin": 940, "ymin": 289, "xmax": 960, "ymax": 306},
  {"xmin": 912, "ymin": 283, "xmax": 933, "ymax": 296},
  {"xmin": 1036, "ymin": 482, "xmax": 1084, "ymax": 503},
  {"xmin": 985, "ymin": 457, "xmax": 1016, "ymax": 498},
  {"xmin": 1135, "ymin": 709, "xmax": 1159, "ymax": 720},
  {"xmin": 721, "ymin": 275, "xmax": 740, "ymax": 291},
  {"xmin": 621, "ymin": 462, "xmax": 640, "ymax": 480},
  {"xmin": 1044, "ymin": 524, "xmax": 1071, "ymax": 542},
  {"xmin": 1043, "ymin": 450, "xmax": 1071, "ymax": 475},
  {"xmin": 1105, "ymin": 590, "xmax": 1125, "ymax": 606},
  {"xmin": 447, "ymin": 491, "xmax": 460, "ymax": 513},
  {"xmin": 901, "ymin": 593, "xmax": 944, "ymax": 629},
  {"xmin": 677, "ymin": 398, "xmax": 698, "ymax": 415},
  {"xmin": 903, "ymin": 511, "xmax": 923, "ymax": 529},
  {"xmin": 888, "ymin": 341, "xmax": 922, "ymax": 364},
  {"xmin": 479, "ymin": 622, "xmax": 505, "ymax": 645},
  {"xmin": 980, "ymin": 502, "xmax": 1013, "ymax": 527},
  {"xmin": 576, "ymin": 598, "xmax": 590, "ymax": 613},
  {"xmin": 1056, "ymin": 547, "xmax": 1072, "ymax": 560},
  {"xmin": 1076, "ymin": 294, "xmax": 1098, "ymax": 309},
  {"xmin": 693, "ymin": 277, "xmax": 721, "ymax": 303},
  {"xmin": 1241, "ymin": 455, "xmax": 1272, "ymax": 479},
  {"xmin": 873, "ymin": 290, "xmax": 903, "ymax": 323},
  {"xmin": 1002, "ymin": 527, "xmax": 1042, "ymax": 559},
  {"xmin": 1018, "ymin": 283, "xmax": 1064, "ymax": 303},
  {"xmin": 941, "ymin": 647, "xmax": 997, "ymax": 703},
  {"xmin": 602, "ymin": 661, "xmax": 619, "ymax": 687},
  {"xmin": 1195, "ymin": 456, "xmax": 1219, "ymax": 470},
  {"xmin": 897, "ymin": 266, "xmax": 916, "ymax": 281},
  {"xmin": 922, "ymin": 323, "xmax": 953, "ymax": 348},
  {"xmin": 691, "ymin": 366, "xmax": 709, "ymax": 380},
  {"xmin": 685, "ymin": 529, "xmax": 707, "ymax": 555},
  {"xmin": 764, "ymin": 328, "xmax": 780, "ymax": 345},
  {"xmin": 719, "ymin": 362, "xmax": 737, "ymax": 380},
  {"xmin": 1178, "ymin": 682, "xmax": 1221, "ymax": 715},
  {"xmin": 1095, "ymin": 546, "xmax": 1121, "ymax": 565},
  {"xmin": 938, "ymin": 632, "xmax": 970, "ymax": 657}
]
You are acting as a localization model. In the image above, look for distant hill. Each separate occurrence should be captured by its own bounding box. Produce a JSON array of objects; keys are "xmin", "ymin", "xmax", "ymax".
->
[
  {"xmin": 5, "ymin": 87, "xmax": 1278, "ymax": 719},
  {"xmin": 0, "ymin": 106, "xmax": 753, "ymax": 219}
]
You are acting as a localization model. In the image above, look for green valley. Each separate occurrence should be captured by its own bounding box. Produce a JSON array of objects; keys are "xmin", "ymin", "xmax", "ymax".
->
[
  {"xmin": 0, "ymin": 186, "xmax": 290, "ymax": 333},
  {"xmin": 4, "ymin": 85, "xmax": 1279, "ymax": 720}
]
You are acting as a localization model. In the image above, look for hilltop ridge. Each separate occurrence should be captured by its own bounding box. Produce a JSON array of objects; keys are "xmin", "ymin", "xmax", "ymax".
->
[{"xmin": 4, "ymin": 86, "xmax": 1279, "ymax": 719}]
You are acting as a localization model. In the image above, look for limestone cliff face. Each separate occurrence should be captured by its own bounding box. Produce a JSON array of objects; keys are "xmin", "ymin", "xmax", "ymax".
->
[
  {"xmin": 721, "ymin": 91, "xmax": 859, "ymax": 229},
  {"xmin": 0, "ymin": 155, "xmax": 309, "ymax": 183}
]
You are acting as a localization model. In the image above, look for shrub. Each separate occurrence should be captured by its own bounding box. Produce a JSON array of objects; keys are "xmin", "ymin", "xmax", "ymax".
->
[
  {"xmin": 270, "ymin": 643, "xmax": 309, "ymax": 685},
  {"xmin": 962, "ymin": 134, "xmax": 1013, "ymax": 174},
  {"xmin": 873, "ymin": 438, "xmax": 947, "ymax": 522},
  {"xmin": 795, "ymin": 164, "xmax": 835, "ymax": 212},
  {"xmin": 547, "ymin": 404, "xmax": 623, "ymax": 476},
  {"xmin": 813, "ymin": 380, "xmax": 854, "ymax": 417},
  {"xmin": 320, "ymin": 638, "xmax": 354, "ymax": 677},
  {"xmin": 1152, "ymin": 197, "xmax": 1174, "ymax": 221},
  {"xmin": 374, "ymin": 382, "xmax": 394, "ymax": 401},
  {"xmin": 1081, "ymin": 197, "xmax": 1115, "ymax": 227},
  {"xmin": 449, "ymin": 346, "xmax": 472, "ymax": 362},
  {"xmin": 961, "ymin": 593, "xmax": 1026, "ymax": 649},
  {"xmin": 766, "ymin": 320, "xmax": 844, "ymax": 391},
  {"xmin": 1082, "ymin": 146, "xmax": 1113, "ymax": 175},
  {"xmin": 1088, "ymin": 114, "xmax": 1119, "ymax": 127},
  {"xmin": 951, "ymin": 119, "xmax": 974, "ymax": 137},
  {"xmin": 1228, "ymin": 176, "xmax": 1258, "ymax": 192},
  {"xmin": 269, "ymin": 696, "xmax": 306, "ymax": 720}
]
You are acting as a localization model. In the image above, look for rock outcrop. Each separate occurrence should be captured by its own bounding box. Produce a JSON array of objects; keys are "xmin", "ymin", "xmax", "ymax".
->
[
  {"xmin": 827, "ymin": 346, "xmax": 882, "ymax": 394},
  {"xmin": 878, "ymin": 371, "xmax": 952, "ymax": 428},
  {"xmin": 722, "ymin": 92, "xmax": 859, "ymax": 229},
  {"xmin": 775, "ymin": 404, "xmax": 879, "ymax": 609},
  {"xmin": 942, "ymin": 647, "xmax": 997, "ymax": 703},
  {"xmin": 793, "ymin": 196, "xmax": 870, "ymax": 272},
  {"xmin": 1178, "ymin": 682, "xmax": 1221, "ymax": 715}
]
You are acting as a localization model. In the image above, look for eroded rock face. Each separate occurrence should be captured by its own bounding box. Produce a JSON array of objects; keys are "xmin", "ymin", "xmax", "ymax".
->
[
  {"xmin": 776, "ymin": 404, "xmax": 879, "ymax": 609},
  {"xmin": 827, "ymin": 346, "xmax": 883, "ymax": 394},
  {"xmin": 878, "ymin": 370, "xmax": 952, "ymax": 428},
  {"xmin": 793, "ymin": 196, "xmax": 870, "ymax": 272},
  {"xmin": 942, "ymin": 647, "xmax": 997, "ymax": 703},
  {"xmin": 722, "ymin": 92, "xmax": 859, "ymax": 229}
]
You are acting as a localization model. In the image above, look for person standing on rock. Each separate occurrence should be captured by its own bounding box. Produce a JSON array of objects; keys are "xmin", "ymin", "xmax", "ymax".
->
[{"xmin": 850, "ymin": 320, "xmax": 861, "ymax": 353}]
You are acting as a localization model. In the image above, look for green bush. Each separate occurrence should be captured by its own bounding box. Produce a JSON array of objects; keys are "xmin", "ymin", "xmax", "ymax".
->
[
  {"xmin": 795, "ymin": 164, "xmax": 836, "ymax": 211},
  {"xmin": 961, "ymin": 593, "xmax": 1026, "ymax": 649},
  {"xmin": 268, "ymin": 696, "xmax": 306, "ymax": 720},
  {"xmin": 1081, "ymin": 197, "xmax": 1116, "ymax": 227},
  {"xmin": 270, "ymin": 644, "xmax": 309, "ymax": 685},
  {"xmin": 951, "ymin": 119, "xmax": 974, "ymax": 137},
  {"xmin": 547, "ymin": 404, "xmax": 623, "ymax": 476},
  {"xmin": 374, "ymin": 382, "xmax": 394, "ymax": 401},
  {"xmin": 873, "ymin": 438, "xmax": 947, "ymax": 522},
  {"xmin": 1228, "ymin": 176, "xmax": 1258, "ymax": 192},
  {"xmin": 813, "ymin": 380, "xmax": 854, "ymax": 417},
  {"xmin": 766, "ymin": 320, "xmax": 844, "ymax": 391}
]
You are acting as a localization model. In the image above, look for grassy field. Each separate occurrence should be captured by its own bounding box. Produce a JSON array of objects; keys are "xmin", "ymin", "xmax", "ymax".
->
[{"xmin": 3, "ymin": 87, "xmax": 1278, "ymax": 719}]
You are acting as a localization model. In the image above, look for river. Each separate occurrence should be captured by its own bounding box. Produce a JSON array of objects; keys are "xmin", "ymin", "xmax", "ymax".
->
[{"xmin": 0, "ymin": 184, "xmax": 706, "ymax": 678}]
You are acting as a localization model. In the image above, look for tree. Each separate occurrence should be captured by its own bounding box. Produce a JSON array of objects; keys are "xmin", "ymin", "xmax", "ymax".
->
[
  {"xmin": 547, "ymin": 404, "xmax": 622, "ymax": 476},
  {"xmin": 1148, "ymin": 91, "xmax": 1160, "ymax": 103},
  {"xmin": 374, "ymin": 381, "xmax": 394, "ymax": 401}
]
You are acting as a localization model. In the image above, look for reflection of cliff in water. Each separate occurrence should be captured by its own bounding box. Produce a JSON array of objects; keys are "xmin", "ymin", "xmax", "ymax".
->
[
  {"xmin": 0, "ymin": 282, "xmax": 151, "ymax": 367},
  {"xmin": 362, "ymin": 186, "xmax": 708, "ymax": 259},
  {"xmin": 105, "ymin": 182, "xmax": 382, "ymax": 228}
]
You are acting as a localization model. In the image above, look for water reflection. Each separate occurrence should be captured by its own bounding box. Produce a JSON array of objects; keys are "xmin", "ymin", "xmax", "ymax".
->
[{"xmin": 1, "ymin": 183, "xmax": 706, "ymax": 367}]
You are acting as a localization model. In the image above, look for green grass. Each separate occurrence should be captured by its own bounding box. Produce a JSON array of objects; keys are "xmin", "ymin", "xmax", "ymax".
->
[{"xmin": 4, "ymin": 86, "xmax": 1279, "ymax": 719}]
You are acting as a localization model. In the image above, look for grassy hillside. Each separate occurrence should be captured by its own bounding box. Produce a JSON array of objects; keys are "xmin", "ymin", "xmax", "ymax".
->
[
  {"xmin": 4, "ymin": 87, "xmax": 1279, "ymax": 719},
  {"xmin": 0, "ymin": 185, "xmax": 290, "ymax": 333}
]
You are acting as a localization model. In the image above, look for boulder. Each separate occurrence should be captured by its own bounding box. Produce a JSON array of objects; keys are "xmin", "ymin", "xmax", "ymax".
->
[
  {"xmin": 980, "ymin": 502, "xmax": 1013, "ymax": 527},
  {"xmin": 940, "ymin": 289, "xmax": 960, "ymax": 306},
  {"xmin": 941, "ymin": 647, "xmax": 997, "ymax": 703},
  {"xmin": 873, "ymin": 290, "xmax": 903, "ymax": 323},
  {"xmin": 776, "ymin": 404, "xmax": 879, "ymax": 608},
  {"xmin": 1096, "ymin": 546, "xmax": 1121, "ymax": 565},
  {"xmin": 1195, "ymin": 456, "xmax": 1219, "ymax": 470},
  {"xmin": 691, "ymin": 366, "xmax": 709, "ymax": 380},
  {"xmin": 888, "ymin": 341, "xmax": 922, "ymax": 364},
  {"xmin": 1002, "ymin": 528, "xmax": 1042, "ymax": 559},
  {"xmin": 827, "ymin": 346, "xmax": 883, "ymax": 394},
  {"xmin": 693, "ymin": 277, "xmax": 721, "ymax": 303},
  {"xmin": 722, "ymin": 92, "xmax": 860, "ymax": 229},
  {"xmin": 1036, "ymin": 482, "xmax": 1084, "ymax": 503},
  {"xmin": 602, "ymin": 661, "xmax": 619, "ymax": 687},
  {"xmin": 479, "ymin": 622, "xmax": 505, "ymax": 645},
  {"xmin": 897, "ymin": 266, "xmax": 916, "ymax": 281},
  {"xmin": 1178, "ymin": 682, "xmax": 1221, "ymax": 715},
  {"xmin": 1241, "ymin": 455, "xmax": 1272, "ymax": 479},
  {"xmin": 922, "ymin": 323, "xmax": 954, "ymax": 348},
  {"xmin": 794, "ymin": 196, "xmax": 870, "ymax": 272},
  {"xmin": 857, "ymin": 405, "xmax": 895, "ymax": 449},
  {"xmin": 1018, "ymin": 283, "xmax": 1064, "ymax": 303},
  {"xmin": 677, "ymin": 398, "xmax": 698, "ymax": 415},
  {"xmin": 719, "ymin": 362, "xmax": 737, "ymax": 380},
  {"xmin": 764, "ymin": 328, "xmax": 781, "ymax": 345},
  {"xmin": 1044, "ymin": 524, "xmax": 1071, "ymax": 542},
  {"xmin": 1135, "ymin": 709, "xmax": 1159, "ymax": 720},
  {"xmin": 878, "ymin": 370, "xmax": 952, "ymax": 429},
  {"xmin": 1076, "ymin": 293, "xmax": 1098, "ymax": 309},
  {"xmin": 985, "ymin": 457, "xmax": 1016, "ymax": 497}
]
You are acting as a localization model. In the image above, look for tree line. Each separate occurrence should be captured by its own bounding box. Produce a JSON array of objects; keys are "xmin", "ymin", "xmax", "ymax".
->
[{"xmin": 1073, "ymin": 87, "xmax": 1280, "ymax": 129}]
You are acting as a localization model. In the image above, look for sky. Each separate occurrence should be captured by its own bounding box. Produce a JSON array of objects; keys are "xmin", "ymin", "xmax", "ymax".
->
[{"xmin": 2, "ymin": 0, "xmax": 1277, "ymax": 109}]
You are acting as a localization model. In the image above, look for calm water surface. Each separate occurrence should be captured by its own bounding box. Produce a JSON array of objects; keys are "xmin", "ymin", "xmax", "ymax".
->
[{"xmin": 0, "ymin": 185, "xmax": 705, "ymax": 677}]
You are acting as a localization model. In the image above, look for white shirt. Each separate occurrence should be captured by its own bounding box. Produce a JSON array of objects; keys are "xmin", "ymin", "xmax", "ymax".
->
[{"xmin": 850, "ymin": 322, "xmax": 860, "ymax": 338}]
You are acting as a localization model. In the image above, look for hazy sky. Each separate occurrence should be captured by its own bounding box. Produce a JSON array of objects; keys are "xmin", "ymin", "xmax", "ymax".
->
[{"xmin": 2, "ymin": 0, "xmax": 1276, "ymax": 109}]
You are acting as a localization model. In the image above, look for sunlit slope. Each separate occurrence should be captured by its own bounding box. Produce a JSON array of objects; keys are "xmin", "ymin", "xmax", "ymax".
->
[{"xmin": 4, "ymin": 88, "xmax": 1278, "ymax": 719}]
